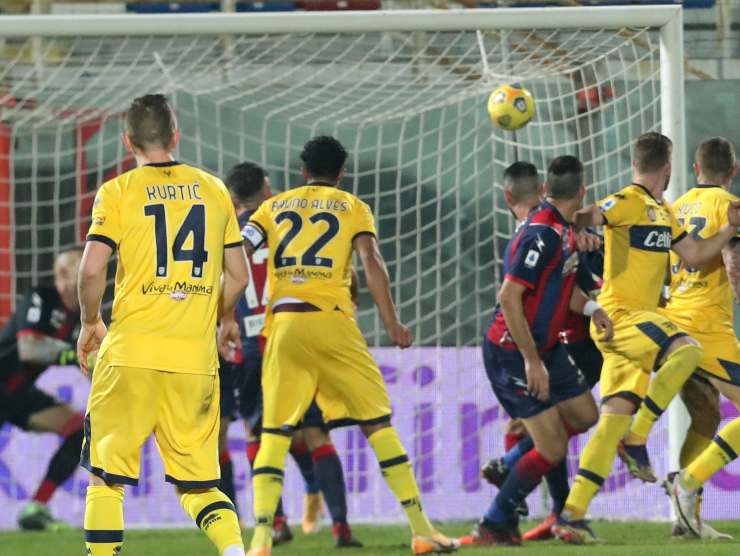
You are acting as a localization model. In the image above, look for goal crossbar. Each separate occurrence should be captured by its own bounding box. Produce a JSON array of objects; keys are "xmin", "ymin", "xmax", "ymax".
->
[{"xmin": 0, "ymin": 6, "xmax": 680, "ymax": 37}]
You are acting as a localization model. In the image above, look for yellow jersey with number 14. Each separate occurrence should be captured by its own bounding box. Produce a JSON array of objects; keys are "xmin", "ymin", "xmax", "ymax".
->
[
  {"xmin": 666, "ymin": 185, "xmax": 740, "ymax": 326},
  {"xmin": 596, "ymin": 183, "xmax": 687, "ymax": 312},
  {"xmin": 243, "ymin": 184, "xmax": 376, "ymax": 316},
  {"xmin": 87, "ymin": 161, "xmax": 243, "ymax": 375}
]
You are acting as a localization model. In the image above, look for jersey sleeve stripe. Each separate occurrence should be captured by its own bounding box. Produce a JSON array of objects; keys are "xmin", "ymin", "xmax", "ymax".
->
[
  {"xmin": 351, "ymin": 231, "xmax": 376, "ymax": 243},
  {"xmin": 87, "ymin": 234, "xmax": 117, "ymax": 251},
  {"xmin": 671, "ymin": 230, "xmax": 688, "ymax": 245},
  {"xmin": 224, "ymin": 240, "xmax": 244, "ymax": 249},
  {"xmin": 504, "ymin": 273, "xmax": 535, "ymax": 290}
]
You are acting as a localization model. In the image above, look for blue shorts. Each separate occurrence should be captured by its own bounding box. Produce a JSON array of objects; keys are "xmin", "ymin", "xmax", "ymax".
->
[
  {"xmin": 564, "ymin": 337, "xmax": 602, "ymax": 389},
  {"xmin": 234, "ymin": 349, "xmax": 264, "ymax": 434},
  {"xmin": 483, "ymin": 338, "xmax": 588, "ymax": 419}
]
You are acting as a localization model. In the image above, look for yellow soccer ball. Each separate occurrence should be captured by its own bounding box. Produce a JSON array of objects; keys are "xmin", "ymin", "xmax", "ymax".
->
[{"xmin": 487, "ymin": 83, "xmax": 535, "ymax": 131}]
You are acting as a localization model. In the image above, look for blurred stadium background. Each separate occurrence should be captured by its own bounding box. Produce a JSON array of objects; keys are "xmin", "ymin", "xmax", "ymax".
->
[{"xmin": 0, "ymin": 0, "xmax": 739, "ymax": 535}]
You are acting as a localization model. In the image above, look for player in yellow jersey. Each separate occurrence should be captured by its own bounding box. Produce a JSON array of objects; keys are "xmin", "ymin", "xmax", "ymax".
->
[
  {"xmin": 75, "ymin": 95, "xmax": 249, "ymax": 556},
  {"xmin": 241, "ymin": 136, "xmax": 458, "ymax": 556},
  {"xmin": 552, "ymin": 132, "xmax": 740, "ymax": 545},
  {"xmin": 665, "ymin": 137, "xmax": 740, "ymax": 537}
]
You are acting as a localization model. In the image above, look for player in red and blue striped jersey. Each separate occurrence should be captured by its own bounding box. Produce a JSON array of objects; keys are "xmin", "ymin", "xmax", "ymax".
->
[
  {"xmin": 220, "ymin": 162, "xmax": 361, "ymax": 548},
  {"xmin": 478, "ymin": 162, "xmax": 605, "ymax": 542},
  {"xmin": 465, "ymin": 156, "xmax": 611, "ymax": 546}
]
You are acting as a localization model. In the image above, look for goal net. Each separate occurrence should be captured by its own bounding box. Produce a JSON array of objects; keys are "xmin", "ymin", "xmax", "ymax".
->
[{"xmin": 0, "ymin": 6, "xmax": 715, "ymax": 530}]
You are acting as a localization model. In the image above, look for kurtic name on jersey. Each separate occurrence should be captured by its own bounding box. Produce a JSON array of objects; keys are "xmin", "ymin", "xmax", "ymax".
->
[{"xmin": 145, "ymin": 183, "xmax": 203, "ymax": 201}]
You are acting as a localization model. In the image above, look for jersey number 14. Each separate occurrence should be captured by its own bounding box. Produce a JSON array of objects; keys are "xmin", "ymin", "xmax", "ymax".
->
[{"xmin": 144, "ymin": 204, "xmax": 209, "ymax": 278}]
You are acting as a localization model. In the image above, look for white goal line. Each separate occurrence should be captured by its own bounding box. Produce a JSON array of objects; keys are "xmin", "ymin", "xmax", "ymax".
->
[{"xmin": 0, "ymin": 6, "xmax": 681, "ymax": 38}]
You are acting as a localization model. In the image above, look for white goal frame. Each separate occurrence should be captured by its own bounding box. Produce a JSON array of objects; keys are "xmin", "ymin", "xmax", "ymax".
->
[{"xmin": 0, "ymin": 3, "xmax": 690, "ymax": 507}]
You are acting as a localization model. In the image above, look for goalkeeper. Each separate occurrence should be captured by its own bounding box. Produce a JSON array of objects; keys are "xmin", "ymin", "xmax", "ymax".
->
[{"xmin": 0, "ymin": 248, "xmax": 86, "ymax": 530}]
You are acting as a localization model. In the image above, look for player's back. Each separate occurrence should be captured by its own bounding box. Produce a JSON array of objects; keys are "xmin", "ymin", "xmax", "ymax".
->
[
  {"xmin": 597, "ymin": 184, "xmax": 685, "ymax": 312},
  {"xmin": 246, "ymin": 184, "xmax": 375, "ymax": 315},
  {"xmin": 88, "ymin": 161, "xmax": 242, "ymax": 374},
  {"xmin": 487, "ymin": 201, "xmax": 578, "ymax": 351},
  {"xmin": 666, "ymin": 185, "xmax": 738, "ymax": 325}
]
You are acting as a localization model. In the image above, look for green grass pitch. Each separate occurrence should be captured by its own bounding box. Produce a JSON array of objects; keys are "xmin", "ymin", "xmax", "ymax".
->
[{"xmin": 3, "ymin": 521, "xmax": 740, "ymax": 555}]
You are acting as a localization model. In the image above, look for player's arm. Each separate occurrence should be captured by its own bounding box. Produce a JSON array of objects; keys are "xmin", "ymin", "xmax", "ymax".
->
[
  {"xmin": 15, "ymin": 292, "xmax": 74, "ymax": 365},
  {"xmin": 350, "ymin": 267, "xmax": 360, "ymax": 306},
  {"xmin": 573, "ymin": 204, "xmax": 605, "ymax": 231},
  {"xmin": 76, "ymin": 241, "xmax": 112, "ymax": 375},
  {"xmin": 353, "ymin": 234, "xmax": 412, "ymax": 348},
  {"xmin": 722, "ymin": 239, "xmax": 740, "ymax": 302},
  {"xmin": 217, "ymin": 245, "xmax": 249, "ymax": 359},
  {"xmin": 673, "ymin": 201, "xmax": 740, "ymax": 268},
  {"xmin": 498, "ymin": 279, "xmax": 548, "ymax": 401},
  {"xmin": 219, "ymin": 245, "xmax": 249, "ymax": 320},
  {"xmin": 672, "ymin": 225, "xmax": 736, "ymax": 269},
  {"xmin": 568, "ymin": 286, "xmax": 613, "ymax": 341}
]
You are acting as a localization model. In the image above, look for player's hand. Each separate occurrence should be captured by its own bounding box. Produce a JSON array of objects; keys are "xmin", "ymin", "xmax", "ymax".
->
[
  {"xmin": 217, "ymin": 317, "xmax": 241, "ymax": 362},
  {"xmin": 387, "ymin": 322, "xmax": 413, "ymax": 349},
  {"xmin": 77, "ymin": 317, "xmax": 107, "ymax": 376},
  {"xmin": 592, "ymin": 308, "xmax": 614, "ymax": 342},
  {"xmin": 728, "ymin": 201, "xmax": 740, "ymax": 227},
  {"xmin": 575, "ymin": 230, "xmax": 602, "ymax": 252},
  {"xmin": 524, "ymin": 357, "xmax": 549, "ymax": 401}
]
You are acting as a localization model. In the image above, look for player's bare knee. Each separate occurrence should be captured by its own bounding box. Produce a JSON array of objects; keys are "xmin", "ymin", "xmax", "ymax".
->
[
  {"xmin": 711, "ymin": 377, "xmax": 740, "ymax": 410},
  {"xmin": 534, "ymin": 433, "xmax": 568, "ymax": 463},
  {"xmin": 89, "ymin": 474, "xmax": 119, "ymax": 488},
  {"xmin": 602, "ymin": 395, "xmax": 638, "ymax": 416},
  {"xmin": 302, "ymin": 426, "xmax": 330, "ymax": 451},
  {"xmin": 505, "ymin": 418, "xmax": 527, "ymax": 437},
  {"xmin": 218, "ymin": 418, "xmax": 231, "ymax": 453},
  {"xmin": 662, "ymin": 336, "xmax": 702, "ymax": 364},
  {"xmin": 360, "ymin": 420, "xmax": 391, "ymax": 438}
]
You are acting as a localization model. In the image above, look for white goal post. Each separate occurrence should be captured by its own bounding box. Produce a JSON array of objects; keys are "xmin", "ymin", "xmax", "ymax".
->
[{"xmin": 0, "ymin": 5, "xmax": 701, "ymax": 528}]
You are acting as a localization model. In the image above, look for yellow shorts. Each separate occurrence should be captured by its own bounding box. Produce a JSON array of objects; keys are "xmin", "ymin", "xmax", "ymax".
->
[
  {"xmin": 595, "ymin": 308, "xmax": 689, "ymax": 402},
  {"xmin": 261, "ymin": 311, "xmax": 391, "ymax": 431},
  {"xmin": 81, "ymin": 362, "xmax": 220, "ymax": 488},
  {"xmin": 660, "ymin": 310, "xmax": 740, "ymax": 386}
]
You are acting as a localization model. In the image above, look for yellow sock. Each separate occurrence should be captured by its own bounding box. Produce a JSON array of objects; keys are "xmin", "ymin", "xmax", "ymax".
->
[
  {"xmin": 679, "ymin": 428, "xmax": 713, "ymax": 468},
  {"xmin": 565, "ymin": 413, "xmax": 631, "ymax": 519},
  {"xmin": 626, "ymin": 344, "xmax": 701, "ymax": 445},
  {"xmin": 368, "ymin": 427, "xmax": 434, "ymax": 536},
  {"xmin": 684, "ymin": 418, "xmax": 740, "ymax": 489},
  {"xmin": 250, "ymin": 433, "xmax": 292, "ymax": 550},
  {"xmin": 180, "ymin": 488, "xmax": 243, "ymax": 555},
  {"xmin": 84, "ymin": 485, "xmax": 124, "ymax": 556}
]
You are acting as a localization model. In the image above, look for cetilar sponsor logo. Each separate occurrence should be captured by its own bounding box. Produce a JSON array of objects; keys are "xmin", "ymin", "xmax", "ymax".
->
[
  {"xmin": 141, "ymin": 281, "xmax": 214, "ymax": 299},
  {"xmin": 644, "ymin": 230, "xmax": 671, "ymax": 249}
]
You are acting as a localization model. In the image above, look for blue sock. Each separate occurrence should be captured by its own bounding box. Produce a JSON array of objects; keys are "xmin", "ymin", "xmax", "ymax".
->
[
  {"xmin": 544, "ymin": 459, "xmax": 570, "ymax": 515},
  {"xmin": 485, "ymin": 448, "xmax": 555, "ymax": 523},
  {"xmin": 291, "ymin": 442, "xmax": 321, "ymax": 494},
  {"xmin": 502, "ymin": 436, "xmax": 534, "ymax": 470},
  {"xmin": 313, "ymin": 445, "xmax": 348, "ymax": 524}
]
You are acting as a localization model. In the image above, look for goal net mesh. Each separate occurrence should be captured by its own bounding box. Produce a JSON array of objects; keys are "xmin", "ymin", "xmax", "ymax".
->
[{"xmin": 0, "ymin": 21, "xmax": 698, "ymax": 528}]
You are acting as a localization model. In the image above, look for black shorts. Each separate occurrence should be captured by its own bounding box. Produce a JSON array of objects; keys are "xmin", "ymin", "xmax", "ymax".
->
[
  {"xmin": 564, "ymin": 337, "xmax": 603, "ymax": 389},
  {"xmin": 483, "ymin": 338, "xmax": 588, "ymax": 419},
  {"xmin": 219, "ymin": 359, "xmax": 238, "ymax": 419},
  {"xmin": 300, "ymin": 400, "xmax": 328, "ymax": 431},
  {"xmin": 0, "ymin": 385, "xmax": 61, "ymax": 430}
]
